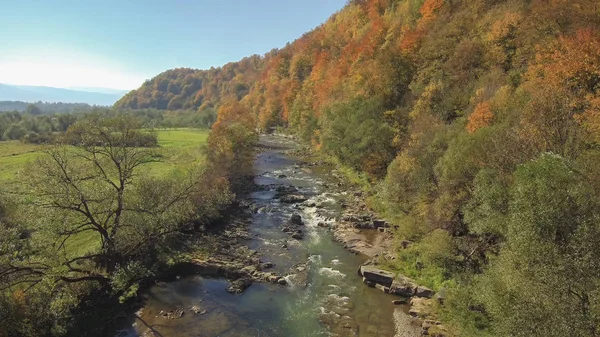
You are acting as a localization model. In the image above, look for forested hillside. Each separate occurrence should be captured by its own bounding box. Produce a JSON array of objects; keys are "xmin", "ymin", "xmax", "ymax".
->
[
  {"xmin": 117, "ymin": 1, "xmax": 600, "ymax": 335},
  {"xmin": 115, "ymin": 55, "xmax": 265, "ymax": 111}
]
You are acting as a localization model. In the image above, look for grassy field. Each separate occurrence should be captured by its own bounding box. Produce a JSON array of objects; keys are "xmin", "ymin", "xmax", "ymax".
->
[
  {"xmin": 143, "ymin": 129, "xmax": 210, "ymax": 177},
  {"xmin": 0, "ymin": 128, "xmax": 210, "ymax": 184},
  {"xmin": 0, "ymin": 128, "xmax": 211, "ymax": 257}
]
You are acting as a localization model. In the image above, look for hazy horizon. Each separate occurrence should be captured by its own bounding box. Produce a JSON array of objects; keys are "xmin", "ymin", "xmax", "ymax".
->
[{"xmin": 0, "ymin": 0, "xmax": 346, "ymax": 90}]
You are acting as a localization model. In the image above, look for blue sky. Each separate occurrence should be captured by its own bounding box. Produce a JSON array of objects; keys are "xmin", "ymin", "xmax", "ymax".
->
[{"xmin": 0, "ymin": 0, "xmax": 346, "ymax": 90}]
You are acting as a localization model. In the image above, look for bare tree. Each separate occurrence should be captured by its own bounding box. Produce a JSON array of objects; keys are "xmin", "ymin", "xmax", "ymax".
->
[{"xmin": 1, "ymin": 115, "xmax": 200, "ymax": 290}]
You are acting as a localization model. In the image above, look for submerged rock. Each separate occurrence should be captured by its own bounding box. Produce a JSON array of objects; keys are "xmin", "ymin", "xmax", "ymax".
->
[
  {"xmin": 159, "ymin": 307, "xmax": 185, "ymax": 319},
  {"xmin": 362, "ymin": 277, "xmax": 376, "ymax": 287},
  {"xmin": 280, "ymin": 194, "xmax": 308, "ymax": 203},
  {"xmin": 291, "ymin": 231, "xmax": 304, "ymax": 240},
  {"xmin": 189, "ymin": 305, "xmax": 203, "ymax": 314}
]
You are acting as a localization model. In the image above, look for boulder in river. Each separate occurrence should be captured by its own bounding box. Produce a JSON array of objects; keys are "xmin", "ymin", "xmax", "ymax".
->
[
  {"xmin": 227, "ymin": 277, "xmax": 252, "ymax": 294},
  {"xmin": 359, "ymin": 265, "xmax": 395, "ymax": 287},
  {"xmin": 260, "ymin": 262, "xmax": 275, "ymax": 270},
  {"xmin": 290, "ymin": 213, "xmax": 304, "ymax": 226},
  {"xmin": 275, "ymin": 185, "xmax": 297, "ymax": 194},
  {"xmin": 280, "ymin": 194, "xmax": 308, "ymax": 203}
]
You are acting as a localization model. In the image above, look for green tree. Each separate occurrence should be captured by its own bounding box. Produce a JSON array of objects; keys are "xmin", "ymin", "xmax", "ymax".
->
[
  {"xmin": 25, "ymin": 104, "xmax": 43, "ymax": 116},
  {"xmin": 320, "ymin": 97, "xmax": 396, "ymax": 178},
  {"xmin": 475, "ymin": 153, "xmax": 600, "ymax": 337},
  {"xmin": 3, "ymin": 124, "xmax": 26, "ymax": 140},
  {"xmin": 463, "ymin": 168, "xmax": 509, "ymax": 236}
]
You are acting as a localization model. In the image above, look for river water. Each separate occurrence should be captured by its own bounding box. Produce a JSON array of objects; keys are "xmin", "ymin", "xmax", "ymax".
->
[{"xmin": 117, "ymin": 134, "xmax": 396, "ymax": 337}]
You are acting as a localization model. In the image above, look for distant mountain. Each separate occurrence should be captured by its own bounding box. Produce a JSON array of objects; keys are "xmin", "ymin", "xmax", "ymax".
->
[
  {"xmin": 0, "ymin": 84, "xmax": 126, "ymax": 106},
  {"xmin": 67, "ymin": 87, "xmax": 129, "ymax": 96}
]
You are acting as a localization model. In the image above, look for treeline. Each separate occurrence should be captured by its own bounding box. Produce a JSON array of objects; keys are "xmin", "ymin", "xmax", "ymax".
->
[
  {"xmin": 0, "ymin": 101, "xmax": 97, "ymax": 114},
  {"xmin": 0, "ymin": 103, "xmax": 257, "ymax": 336},
  {"xmin": 119, "ymin": 0, "xmax": 600, "ymax": 335},
  {"xmin": 0, "ymin": 108, "xmax": 216, "ymax": 143}
]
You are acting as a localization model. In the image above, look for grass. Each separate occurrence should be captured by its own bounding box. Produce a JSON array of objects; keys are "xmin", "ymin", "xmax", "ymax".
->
[
  {"xmin": 0, "ymin": 142, "xmax": 46, "ymax": 181},
  {"xmin": 142, "ymin": 129, "xmax": 210, "ymax": 177},
  {"xmin": 0, "ymin": 128, "xmax": 211, "ymax": 184},
  {"xmin": 0, "ymin": 129, "xmax": 211, "ymax": 257}
]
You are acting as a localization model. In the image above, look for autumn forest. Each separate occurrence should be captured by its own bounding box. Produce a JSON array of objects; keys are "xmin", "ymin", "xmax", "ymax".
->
[
  {"xmin": 3, "ymin": 0, "xmax": 600, "ymax": 336},
  {"xmin": 117, "ymin": 0, "xmax": 600, "ymax": 335}
]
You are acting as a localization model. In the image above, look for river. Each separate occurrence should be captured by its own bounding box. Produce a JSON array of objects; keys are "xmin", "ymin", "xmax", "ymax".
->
[{"xmin": 117, "ymin": 134, "xmax": 398, "ymax": 337}]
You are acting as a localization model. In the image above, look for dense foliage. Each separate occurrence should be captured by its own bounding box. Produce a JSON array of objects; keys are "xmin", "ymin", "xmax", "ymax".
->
[{"xmin": 118, "ymin": 0, "xmax": 600, "ymax": 335}]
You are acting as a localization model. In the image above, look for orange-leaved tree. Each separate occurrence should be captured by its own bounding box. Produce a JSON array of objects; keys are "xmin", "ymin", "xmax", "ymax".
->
[
  {"xmin": 467, "ymin": 101, "xmax": 494, "ymax": 133},
  {"xmin": 206, "ymin": 99, "xmax": 258, "ymax": 187}
]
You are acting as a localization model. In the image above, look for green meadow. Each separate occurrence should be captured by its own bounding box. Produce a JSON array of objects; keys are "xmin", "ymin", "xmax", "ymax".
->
[
  {"xmin": 0, "ymin": 128, "xmax": 211, "ymax": 257},
  {"xmin": 0, "ymin": 128, "xmax": 211, "ymax": 184}
]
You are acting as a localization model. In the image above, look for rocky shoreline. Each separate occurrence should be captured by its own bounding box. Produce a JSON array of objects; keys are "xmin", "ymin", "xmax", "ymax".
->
[
  {"xmin": 171, "ymin": 200, "xmax": 293, "ymax": 294},
  {"xmin": 330, "ymin": 175, "xmax": 451, "ymax": 337},
  {"xmin": 282, "ymin": 143, "xmax": 451, "ymax": 337}
]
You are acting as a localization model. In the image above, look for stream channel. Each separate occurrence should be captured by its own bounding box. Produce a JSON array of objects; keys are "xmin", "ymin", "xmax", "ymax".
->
[{"xmin": 118, "ymin": 134, "xmax": 397, "ymax": 337}]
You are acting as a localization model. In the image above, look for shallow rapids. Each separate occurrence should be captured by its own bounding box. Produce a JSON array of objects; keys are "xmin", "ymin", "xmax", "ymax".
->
[{"xmin": 117, "ymin": 134, "xmax": 396, "ymax": 337}]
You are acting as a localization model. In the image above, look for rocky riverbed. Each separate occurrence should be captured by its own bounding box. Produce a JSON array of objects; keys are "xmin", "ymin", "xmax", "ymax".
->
[{"xmin": 116, "ymin": 134, "xmax": 444, "ymax": 337}]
